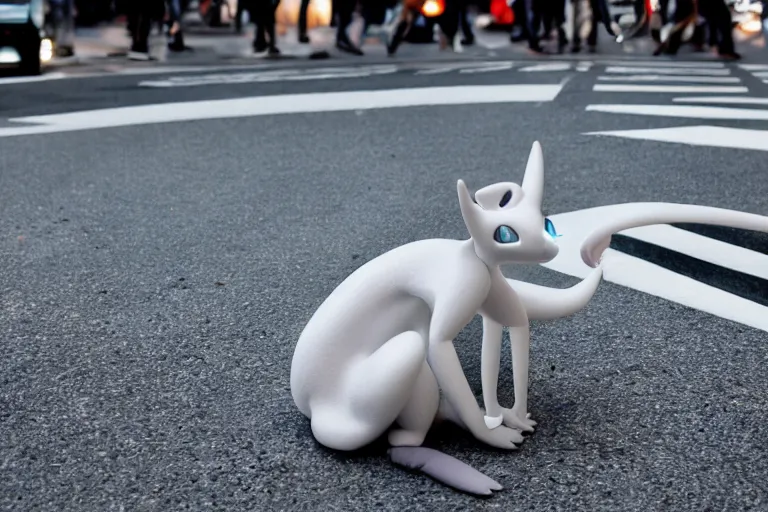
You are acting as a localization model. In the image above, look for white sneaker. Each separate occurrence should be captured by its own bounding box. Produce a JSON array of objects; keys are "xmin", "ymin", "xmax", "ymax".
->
[{"xmin": 128, "ymin": 51, "xmax": 151, "ymax": 61}]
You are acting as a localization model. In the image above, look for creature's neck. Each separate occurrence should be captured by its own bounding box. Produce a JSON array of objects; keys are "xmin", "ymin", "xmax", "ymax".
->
[{"xmin": 463, "ymin": 238, "xmax": 499, "ymax": 272}]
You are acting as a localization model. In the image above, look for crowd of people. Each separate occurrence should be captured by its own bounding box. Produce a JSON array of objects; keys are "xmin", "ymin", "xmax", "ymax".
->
[{"xmin": 124, "ymin": 0, "xmax": 761, "ymax": 61}]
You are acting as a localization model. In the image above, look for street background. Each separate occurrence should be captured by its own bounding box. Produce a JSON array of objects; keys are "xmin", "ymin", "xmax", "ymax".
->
[{"xmin": 1, "ymin": 3, "xmax": 768, "ymax": 511}]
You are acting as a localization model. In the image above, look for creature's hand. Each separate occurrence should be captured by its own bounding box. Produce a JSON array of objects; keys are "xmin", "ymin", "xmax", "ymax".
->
[
  {"xmin": 501, "ymin": 406, "xmax": 537, "ymax": 432},
  {"xmin": 472, "ymin": 422, "xmax": 523, "ymax": 448}
]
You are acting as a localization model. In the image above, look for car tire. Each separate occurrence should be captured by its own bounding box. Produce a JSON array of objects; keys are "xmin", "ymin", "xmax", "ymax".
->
[{"xmin": 19, "ymin": 40, "xmax": 42, "ymax": 76}]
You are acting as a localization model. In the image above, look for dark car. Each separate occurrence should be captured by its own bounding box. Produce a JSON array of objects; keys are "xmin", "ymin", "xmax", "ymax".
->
[{"xmin": 0, "ymin": 0, "xmax": 74, "ymax": 75}]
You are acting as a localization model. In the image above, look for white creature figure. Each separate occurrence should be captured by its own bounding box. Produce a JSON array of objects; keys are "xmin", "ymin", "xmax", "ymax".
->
[{"xmin": 290, "ymin": 141, "xmax": 603, "ymax": 495}]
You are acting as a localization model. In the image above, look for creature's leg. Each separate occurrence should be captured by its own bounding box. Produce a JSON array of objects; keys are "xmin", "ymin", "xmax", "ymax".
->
[
  {"xmin": 389, "ymin": 362, "xmax": 439, "ymax": 446},
  {"xmin": 310, "ymin": 331, "xmax": 425, "ymax": 451},
  {"xmin": 504, "ymin": 325, "xmax": 537, "ymax": 431}
]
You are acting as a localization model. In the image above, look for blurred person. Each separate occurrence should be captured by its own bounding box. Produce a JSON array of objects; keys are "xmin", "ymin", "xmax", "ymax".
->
[
  {"xmin": 459, "ymin": 0, "xmax": 475, "ymax": 45},
  {"xmin": 127, "ymin": 0, "xmax": 164, "ymax": 60},
  {"xmin": 698, "ymin": 0, "xmax": 740, "ymax": 58},
  {"xmin": 335, "ymin": 0, "xmax": 364, "ymax": 54},
  {"xmin": 251, "ymin": 0, "xmax": 281, "ymax": 55},
  {"xmin": 166, "ymin": 0, "xmax": 190, "ymax": 51},
  {"xmin": 387, "ymin": 0, "xmax": 463, "ymax": 55}
]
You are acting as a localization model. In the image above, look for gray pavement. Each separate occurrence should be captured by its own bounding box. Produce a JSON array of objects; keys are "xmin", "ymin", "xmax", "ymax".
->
[{"xmin": 1, "ymin": 49, "xmax": 767, "ymax": 511}]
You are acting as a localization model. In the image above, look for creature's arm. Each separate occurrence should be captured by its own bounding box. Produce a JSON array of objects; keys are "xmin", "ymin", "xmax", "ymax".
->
[
  {"xmin": 480, "ymin": 316, "xmax": 504, "ymax": 427},
  {"xmin": 505, "ymin": 265, "xmax": 603, "ymax": 321},
  {"xmin": 480, "ymin": 269, "xmax": 536, "ymax": 432}
]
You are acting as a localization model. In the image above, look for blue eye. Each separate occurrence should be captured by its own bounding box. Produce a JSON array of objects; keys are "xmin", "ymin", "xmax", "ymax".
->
[
  {"xmin": 544, "ymin": 218, "xmax": 560, "ymax": 239},
  {"xmin": 494, "ymin": 225, "xmax": 519, "ymax": 244}
]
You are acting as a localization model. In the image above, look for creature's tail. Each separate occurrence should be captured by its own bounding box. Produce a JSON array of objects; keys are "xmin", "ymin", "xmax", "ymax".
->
[
  {"xmin": 579, "ymin": 202, "xmax": 768, "ymax": 268},
  {"xmin": 508, "ymin": 203, "xmax": 768, "ymax": 321},
  {"xmin": 389, "ymin": 446, "xmax": 503, "ymax": 496}
]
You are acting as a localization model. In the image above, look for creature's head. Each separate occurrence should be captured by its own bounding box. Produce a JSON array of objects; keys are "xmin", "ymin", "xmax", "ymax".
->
[{"xmin": 457, "ymin": 141, "xmax": 560, "ymax": 267}]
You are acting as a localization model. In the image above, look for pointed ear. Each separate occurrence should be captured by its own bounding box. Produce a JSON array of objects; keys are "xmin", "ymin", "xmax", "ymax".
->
[
  {"xmin": 457, "ymin": 179, "xmax": 482, "ymax": 236},
  {"xmin": 521, "ymin": 141, "xmax": 544, "ymax": 208}
]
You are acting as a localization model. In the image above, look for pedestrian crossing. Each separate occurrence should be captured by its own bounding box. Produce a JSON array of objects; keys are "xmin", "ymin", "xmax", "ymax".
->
[
  {"xmin": 590, "ymin": 60, "xmax": 751, "ymax": 94},
  {"xmin": 739, "ymin": 64, "xmax": 768, "ymax": 85},
  {"xmin": 584, "ymin": 60, "xmax": 768, "ymax": 152}
]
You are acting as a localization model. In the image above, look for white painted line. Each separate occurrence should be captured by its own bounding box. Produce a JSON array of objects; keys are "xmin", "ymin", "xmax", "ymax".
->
[
  {"xmin": 621, "ymin": 224, "xmax": 768, "ymax": 281},
  {"xmin": 140, "ymin": 65, "xmax": 399, "ymax": 87},
  {"xmin": 605, "ymin": 66, "xmax": 731, "ymax": 75},
  {"xmin": 597, "ymin": 74, "xmax": 741, "ymax": 83},
  {"xmin": 753, "ymin": 71, "xmax": 768, "ymax": 79},
  {"xmin": 592, "ymin": 84, "xmax": 747, "ymax": 93},
  {"xmin": 0, "ymin": 84, "xmax": 565, "ymax": 138},
  {"xmin": 586, "ymin": 103, "xmax": 768, "ymax": 119},
  {"xmin": 672, "ymin": 96, "xmax": 768, "ymax": 105},
  {"xmin": 585, "ymin": 125, "xmax": 768, "ymax": 152},
  {"xmin": 575, "ymin": 63, "xmax": 593, "ymax": 72},
  {"xmin": 739, "ymin": 64, "xmax": 768, "ymax": 71},
  {"xmin": 458, "ymin": 63, "xmax": 515, "ymax": 74},
  {"xmin": 602, "ymin": 59, "xmax": 726, "ymax": 68},
  {"xmin": 545, "ymin": 204, "xmax": 768, "ymax": 333},
  {"xmin": 0, "ymin": 72, "xmax": 67, "ymax": 85},
  {"xmin": 518, "ymin": 62, "xmax": 572, "ymax": 72},
  {"xmin": 415, "ymin": 66, "xmax": 465, "ymax": 75}
]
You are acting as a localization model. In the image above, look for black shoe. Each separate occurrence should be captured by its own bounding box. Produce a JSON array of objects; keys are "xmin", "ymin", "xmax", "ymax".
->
[
  {"xmin": 268, "ymin": 46, "xmax": 281, "ymax": 56},
  {"xmin": 298, "ymin": 33, "xmax": 310, "ymax": 43},
  {"xmin": 461, "ymin": 35, "xmax": 475, "ymax": 45},
  {"xmin": 337, "ymin": 37, "xmax": 363, "ymax": 55}
]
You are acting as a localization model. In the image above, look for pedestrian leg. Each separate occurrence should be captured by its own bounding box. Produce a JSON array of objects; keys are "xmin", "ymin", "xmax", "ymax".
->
[
  {"xmin": 459, "ymin": 0, "xmax": 475, "ymax": 44},
  {"xmin": 298, "ymin": 0, "xmax": 311, "ymax": 42},
  {"xmin": 335, "ymin": 0, "xmax": 364, "ymax": 54}
]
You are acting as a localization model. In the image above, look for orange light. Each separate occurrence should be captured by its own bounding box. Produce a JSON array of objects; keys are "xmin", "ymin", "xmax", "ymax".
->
[{"xmin": 421, "ymin": 0, "xmax": 445, "ymax": 17}]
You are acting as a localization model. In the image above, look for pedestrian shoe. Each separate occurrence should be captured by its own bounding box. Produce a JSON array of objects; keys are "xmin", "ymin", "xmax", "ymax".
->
[
  {"xmin": 336, "ymin": 38, "xmax": 364, "ymax": 55},
  {"xmin": 128, "ymin": 51, "xmax": 152, "ymax": 61},
  {"xmin": 718, "ymin": 51, "xmax": 741, "ymax": 60},
  {"xmin": 461, "ymin": 35, "xmax": 475, "ymax": 45},
  {"xmin": 298, "ymin": 33, "xmax": 310, "ymax": 44}
]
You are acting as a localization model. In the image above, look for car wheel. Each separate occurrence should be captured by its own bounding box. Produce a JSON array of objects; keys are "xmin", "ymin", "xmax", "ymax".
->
[{"xmin": 19, "ymin": 40, "xmax": 42, "ymax": 76}]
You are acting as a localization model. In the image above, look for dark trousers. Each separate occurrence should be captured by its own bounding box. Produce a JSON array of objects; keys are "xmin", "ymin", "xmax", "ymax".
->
[
  {"xmin": 458, "ymin": 0, "xmax": 473, "ymax": 39},
  {"xmin": 522, "ymin": 0, "xmax": 543, "ymax": 49},
  {"xmin": 698, "ymin": 0, "xmax": 734, "ymax": 53},
  {"xmin": 251, "ymin": 0, "xmax": 280, "ymax": 49},
  {"xmin": 334, "ymin": 0, "xmax": 356, "ymax": 41},
  {"xmin": 127, "ymin": 0, "xmax": 157, "ymax": 53}
]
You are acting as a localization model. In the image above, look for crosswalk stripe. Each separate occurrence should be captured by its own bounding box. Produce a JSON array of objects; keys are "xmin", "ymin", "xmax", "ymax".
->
[
  {"xmin": 600, "ymin": 59, "xmax": 726, "ymax": 68},
  {"xmin": 586, "ymin": 103, "xmax": 768, "ymax": 118},
  {"xmin": 593, "ymin": 84, "xmax": 748, "ymax": 93},
  {"xmin": 604, "ymin": 66, "xmax": 732, "ymax": 75},
  {"xmin": 597, "ymin": 75, "xmax": 741, "ymax": 83},
  {"xmin": 672, "ymin": 96, "xmax": 768, "ymax": 105}
]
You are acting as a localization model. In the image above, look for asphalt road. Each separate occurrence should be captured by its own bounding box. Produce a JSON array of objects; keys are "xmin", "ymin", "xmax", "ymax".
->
[{"xmin": 1, "ymin": 51, "xmax": 767, "ymax": 512}]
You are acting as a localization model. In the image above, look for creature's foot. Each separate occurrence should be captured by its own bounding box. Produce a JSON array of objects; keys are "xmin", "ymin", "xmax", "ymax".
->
[
  {"xmin": 389, "ymin": 446, "xmax": 503, "ymax": 496},
  {"xmin": 502, "ymin": 406, "xmax": 537, "ymax": 432}
]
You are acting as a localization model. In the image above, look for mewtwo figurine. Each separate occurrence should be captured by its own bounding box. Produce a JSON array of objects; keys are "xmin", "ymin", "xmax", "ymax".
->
[{"xmin": 290, "ymin": 141, "xmax": 603, "ymax": 495}]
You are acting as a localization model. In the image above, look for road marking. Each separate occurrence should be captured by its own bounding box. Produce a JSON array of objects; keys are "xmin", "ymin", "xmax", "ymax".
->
[
  {"xmin": 518, "ymin": 62, "xmax": 572, "ymax": 72},
  {"xmin": 739, "ymin": 64, "xmax": 768, "ymax": 70},
  {"xmin": 0, "ymin": 84, "xmax": 565, "ymax": 138},
  {"xmin": 585, "ymin": 125, "xmax": 768, "ymax": 152},
  {"xmin": 140, "ymin": 65, "xmax": 399, "ymax": 87},
  {"xmin": 604, "ymin": 66, "xmax": 732, "ymax": 75},
  {"xmin": 592, "ymin": 84, "xmax": 748, "ymax": 93},
  {"xmin": 586, "ymin": 104, "xmax": 768, "ymax": 119},
  {"xmin": 672, "ymin": 96, "xmax": 768, "ymax": 105},
  {"xmin": 415, "ymin": 65, "xmax": 467, "ymax": 75},
  {"xmin": 545, "ymin": 204, "xmax": 768, "ymax": 333},
  {"xmin": 575, "ymin": 62, "xmax": 593, "ymax": 72},
  {"xmin": 0, "ymin": 72, "xmax": 67, "ymax": 85},
  {"xmin": 597, "ymin": 75, "xmax": 741, "ymax": 83},
  {"xmin": 458, "ymin": 63, "xmax": 516, "ymax": 74},
  {"xmin": 621, "ymin": 224, "xmax": 768, "ymax": 281},
  {"xmin": 602, "ymin": 60, "xmax": 726, "ymax": 68},
  {"xmin": 753, "ymin": 71, "xmax": 768, "ymax": 79}
]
